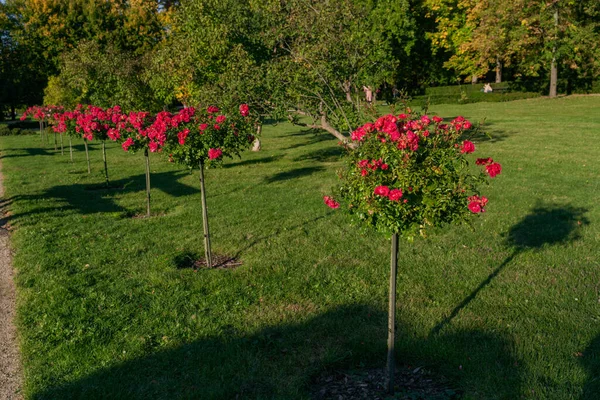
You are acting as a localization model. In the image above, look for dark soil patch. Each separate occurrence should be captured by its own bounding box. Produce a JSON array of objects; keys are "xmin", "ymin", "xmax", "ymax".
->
[
  {"xmin": 311, "ymin": 366, "xmax": 460, "ymax": 400},
  {"xmin": 174, "ymin": 251, "xmax": 242, "ymax": 270}
]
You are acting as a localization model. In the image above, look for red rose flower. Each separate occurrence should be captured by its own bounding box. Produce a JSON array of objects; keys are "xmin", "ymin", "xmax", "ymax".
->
[
  {"xmin": 323, "ymin": 196, "xmax": 340, "ymax": 209},
  {"xmin": 476, "ymin": 157, "xmax": 493, "ymax": 166},
  {"xmin": 461, "ymin": 140, "xmax": 475, "ymax": 154},
  {"xmin": 388, "ymin": 189, "xmax": 403, "ymax": 201},
  {"xmin": 468, "ymin": 195, "xmax": 488, "ymax": 213},
  {"xmin": 208, "ymin": 148, "xmax": 222, "ymax": 160},
  {"xmin": 239, "ymin": 104, "xmax": 249, "ymax": 117},
  {"xmin": 207, "ymin": 105, "xmax": 220, "ymax": 114},
  {"xmin": 486, "ymin": 163, "xmax": 502, "ymax": 178},
  {"xmin": 122, "ymin": 137, "xmax": 134, "ymax": 151},
  {"xmin": 199, "ymin": 123, "xmax": 208, "ymax": 132},
  {"xmin": 216, "ymin": 115, "xmax": 226, "ymax": 124},
  {"xmin": 468, "ymin": 202, "xmax": 482, "ymax": 213},
  {"xmin": 374, "ymin": 185, "xmax": 390, "ymax": 197}
]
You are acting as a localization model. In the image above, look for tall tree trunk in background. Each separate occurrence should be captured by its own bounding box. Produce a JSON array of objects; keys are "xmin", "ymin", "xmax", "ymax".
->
[
  {"xmin": 471, "ymin": 75, "xmax": 478, "ymax": 84},
  {"xmin": 549, "ymin": 9, "xmax": 559, "ymax": 98},
  {"xmin": 343, "ymin": 81, "xmax": 352, "ymax": 102},
  {"xmin": 495, "ymin": 57, "xmax": 502, "ymax": 83}
]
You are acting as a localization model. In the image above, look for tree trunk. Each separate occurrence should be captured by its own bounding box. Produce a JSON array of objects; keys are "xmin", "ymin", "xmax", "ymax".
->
[
  {"xmin": 252, "ymin": 124, "xmax": 262, "ymax": 151},
  {"xmin": 60, "ymin": 134, "xmax": 64, "ymax": 155},
  {"xmin": 53, "ymin": 130, "xmax": 57, "ymax": 151},
  {"xmin": 549, "ymin": 9, "xmax": 559, "ymax": 98},
  {"xmin": 10, "ymin": 105, "xmax": 15, "ymax": 121},
  {"xmin": 495, "ymin": 58, "xmax": 502, "ymax": 83},
  {"xmin": 144, "ymin": 148, "xmax": 151, "ymax": 217},
  {"xmin": 471, "ymin": 75, "xmax": 478, "ymax": 84},
  {"xmin": 69, "ymin": 137, "xmax": 73, "ymax": 162},
  {"xmin": 199, "ymin": 160, "xmax": 212, "ymax": 268},
  {"xmin": 343, "ymin": 81, "xmax": 352, "ymax": 102},
  {"xmin": 84, "ymin": 138, "xmax": 91, "ymax": 174},
  {"xmin": 102, "ymin": 141, "xmax": 109, "ymax": 186},
  {"xmin": 386, "ymin": 233, "xmax": 399, "ymax": 394}
]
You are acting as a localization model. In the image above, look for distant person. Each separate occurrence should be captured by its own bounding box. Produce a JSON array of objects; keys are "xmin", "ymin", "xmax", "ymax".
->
[{"xmin": 483, "ymin": 83, "xmax": 493, "ymax": 93}]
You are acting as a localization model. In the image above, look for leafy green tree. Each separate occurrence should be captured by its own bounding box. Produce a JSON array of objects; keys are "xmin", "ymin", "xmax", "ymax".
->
[{"xmin": 53, "ymin": 40, "xmax": 161, "ymax": 111}]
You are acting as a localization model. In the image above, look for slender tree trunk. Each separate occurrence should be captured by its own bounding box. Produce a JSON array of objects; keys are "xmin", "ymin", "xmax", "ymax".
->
[
  {"xmin": 343, "ymin": 81, "xmax": 352, "ymax": 102},
  {"xmin": 102, "ymin": 141, "xmax": 109, "ymax": 186},
  {"xmin": 471, "ymin": 75, "xmax": 478, "ymax": 84},
  {"xmin": 69, "ymin": 137, "xmax": 73, "ymax": 162},
  {"xmin": 495, "ymin": 57, "xmax": 502, "ymax": 83},
  {"xmin": 252, "ymin": 124, "xmax": 262, "ymax": 151},
  {"xmin": 84, "ymin": 139, "xmax": 91, "ymax": 174},
  {"xmin": 199, "ymin": 160, "xmax": 212, "ymax": 268},
  {"xmin": 386, "ymin": 233, "xmax": 399, "ymax": 394},
  {"xmin": 10, "ymin": 105, "xmax": 15, "ymax": 121},
  {"xmin": 53, "ymin": 130, "xmax": 57, "ymax": 151},
  {"xmin": 59, "ymin": 134, "xmax": 64, "ymax": 155},
  {"xmin": 549, "ymin": 9, "xmax": 559, "ymax": 98},
  {"xmin": 144, "ymin": 148, "xmax": 151, "ymax": 217}
]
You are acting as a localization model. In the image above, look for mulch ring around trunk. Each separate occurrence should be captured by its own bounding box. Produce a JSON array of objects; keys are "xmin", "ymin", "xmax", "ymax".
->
[
  {"xmin": 311, "ymin": 366, "xmax": 460, "ymax": 400},
  {"xmin": 174, "ymin": 252, "xmax": 242, "ymax": 271}
]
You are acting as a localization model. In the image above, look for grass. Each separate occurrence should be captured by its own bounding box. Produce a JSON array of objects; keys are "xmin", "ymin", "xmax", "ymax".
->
[{"xmin": 2, "ymin": 96, "xmax": 600, "ymax": 399}]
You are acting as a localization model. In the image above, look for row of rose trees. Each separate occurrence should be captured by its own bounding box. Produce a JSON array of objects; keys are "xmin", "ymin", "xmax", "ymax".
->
[
  {"xmin": 21, "ymin": 105, "xmax": 65, "ymax": 151},
  {"xmin": 324, "ymin": 112, "xmax": 502, "ymax": 394},
  {"xmin": 36, "ymin": 103, "xmax": 256, "ymax": 268},
  {"xmin": 22, "ymin": 102, "xmax": 502, "ymax": 394}
]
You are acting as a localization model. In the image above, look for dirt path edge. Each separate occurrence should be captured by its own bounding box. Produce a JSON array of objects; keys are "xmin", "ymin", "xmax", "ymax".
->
[{"xmin": 0, "ymin": 156, "xmax": 23, "ymax": 400}]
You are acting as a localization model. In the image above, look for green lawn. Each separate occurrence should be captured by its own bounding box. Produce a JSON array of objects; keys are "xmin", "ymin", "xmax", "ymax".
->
[{"xmin": 2, "ymin": 96, "xmax": 600, "ymax": 399}]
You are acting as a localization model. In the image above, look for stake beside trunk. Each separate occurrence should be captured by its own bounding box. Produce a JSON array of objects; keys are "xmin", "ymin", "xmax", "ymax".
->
[
  {"xmin": 69, "ymin": 137, "xmax": 73, "ymax": 162},
  {"xmin": 386, "ymin": 233, "xmax": 399, "ymax": 394},
  {"xmin": 199, "ymin": 160, "xmax": 212, "ymax": 268}
]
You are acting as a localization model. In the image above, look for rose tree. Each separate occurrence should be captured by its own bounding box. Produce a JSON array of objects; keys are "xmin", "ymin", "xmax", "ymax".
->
[
  {"xmin": 324, "ymin": 112, "xmax": 502, "ymax": 394},
  {"xmin": 118, "ymin": 110, "xmax": 172, "ymax": 217},
  {"xmin": 164, "ymin": 104, "xmax": 257, "ymax": 267}
]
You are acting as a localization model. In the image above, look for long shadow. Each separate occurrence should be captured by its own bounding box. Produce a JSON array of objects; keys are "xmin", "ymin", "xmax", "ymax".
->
[
  {"xmin": 581, "ymin": 334, "xmax": 600, "ymax": 399},
  {"xmin": 223, "ymin": 154, "xmax": 284, "ymax": 169},
  {"xmin": 431, "ymin": 203, "xmax": 589, "ymax": 335},
  {"xmin": 7, "ymin": 171, "xmax": 200, "ymax": 222},
  {"xmin": 294, "ymin": 146, "xmax": 344, "ymax": 163},
  {"xmin": 283, "ymin": 131, "xmax": 337, "ymax": 150},
  {"xmin": 265, "ymin": 166, "xmax": 325, "ymax": 184},
  {"xmin": 0, "ymin": 147, "xmax": 55, "ymax": 159},
  {"xmin": 32, "ymin": 304, "xmax": 522, "ymax": 399}
]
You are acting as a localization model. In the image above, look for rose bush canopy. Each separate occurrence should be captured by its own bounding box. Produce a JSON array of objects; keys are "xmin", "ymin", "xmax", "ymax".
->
[{"xmin": 325, "ymin": 111, "xmax": 501, "ymax": 238}]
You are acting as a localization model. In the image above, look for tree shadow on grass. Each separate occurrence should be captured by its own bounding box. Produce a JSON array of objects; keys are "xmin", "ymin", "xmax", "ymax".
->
[
  {"xmin": 32, "ymin": 304, "xmax": 523, "ymax": 399},
  {"xmin": 265, "ymin": 166, "xmax": 325, "ymax": 184},
  {"xmin": 294, "ymin": 146, "xmax": 345, "ymax": 163},
  {"xmin": 223, "ymin": 154, "xmax": 284, "ymax": 169},
  {"xmin": 431, "ymin": 202, "xmax": 589, "ymax": 335},
  {"xmin": 7, "ymin": 171, "xmax": 199, "ymax": 223},
  {"xmin": 0, "ymin": 147, "xmax": 55, "ymax": 159},
  {"xmin": 581, "ymin": 334, "xmax": 600, "ymax": 399},
  {"xmin": 283, "ymin": 130, "xmax": 338, "ymax": 150}
]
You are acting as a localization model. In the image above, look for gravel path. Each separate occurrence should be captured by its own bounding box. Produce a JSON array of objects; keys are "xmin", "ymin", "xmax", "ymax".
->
[{"xmin": 0, "ymin": 157, "xmax": 23, "ymax": 400}]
